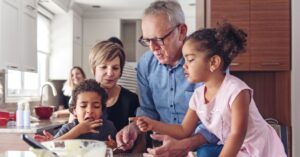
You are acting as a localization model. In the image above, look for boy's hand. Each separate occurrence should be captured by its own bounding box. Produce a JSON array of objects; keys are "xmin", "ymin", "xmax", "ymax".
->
[
  {"xmin": 34, "ymin": 130, "xmax": 54, "ymax": 142},
  {"xmin": 136, "ymin": 116, "xmax": 155, "ymax": 132},
  {"xmin": 105, "ymin": 135, "xmax": 117, "ymax": 149},
  {"xmin": 75, "ymin": 119, "xmax": 103, "ymax": 134}
]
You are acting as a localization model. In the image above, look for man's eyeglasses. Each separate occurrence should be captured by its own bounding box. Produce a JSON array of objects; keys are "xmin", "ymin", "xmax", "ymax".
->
[{"xmin": 138, "ymin": 24, "xmax": 180, "ymax": 47}]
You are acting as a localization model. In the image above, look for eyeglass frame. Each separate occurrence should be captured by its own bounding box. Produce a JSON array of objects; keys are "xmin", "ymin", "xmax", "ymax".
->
[{"xmin": 138, "ymin": 24, "xmax": 181, "ymax": 47}]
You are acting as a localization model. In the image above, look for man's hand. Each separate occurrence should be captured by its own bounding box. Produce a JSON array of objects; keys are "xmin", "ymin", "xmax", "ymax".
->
[
  {"xmin": 143, "ymin": 134, "xmax": 189, "ymax": 157},
  {"xmin": 116, "ymin": 123, "xmax": 139, "ymax": 151},
  {"xmin": 34, "ymin": 130, "xmax": 54, "ymax": 142}
]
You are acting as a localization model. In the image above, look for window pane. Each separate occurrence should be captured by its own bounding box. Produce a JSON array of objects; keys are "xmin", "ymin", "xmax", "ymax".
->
[
  {"xmin": 38, "ymin": 52, "xmax": 48, "ymax": 85},
  {"xmin": 37, "ymin": 14, "xmax": 50, "ymax": 53},
  {"xmin": 23, "ymin": 72, "xmax": 39, "ymax": 96},
  {"xmin": 7, "ymin": 70, "xmax": 22, "ymax": 96}
]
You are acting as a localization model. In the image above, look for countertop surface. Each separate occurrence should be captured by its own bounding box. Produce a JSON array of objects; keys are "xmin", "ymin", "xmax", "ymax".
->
[
  {"xmin": 0, "ymin": 117, "xmax": 67, "ymax": 134},
  {"xmin": 0, "ymin": 151, "xmax": 143, "ymax": 157}
]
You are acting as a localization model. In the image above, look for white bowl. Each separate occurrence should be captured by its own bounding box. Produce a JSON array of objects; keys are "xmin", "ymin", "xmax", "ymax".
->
[{"xmin": 40, "ymin": 139, "xmax": 111, "ymax": 157}]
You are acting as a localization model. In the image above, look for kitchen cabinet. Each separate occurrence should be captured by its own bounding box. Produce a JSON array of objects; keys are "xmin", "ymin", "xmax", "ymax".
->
[
  {"xmin": 0, "ymin": 0, "xmax": 21, "ymax": 70},
  {"xmin": 250, "ymin": 0, "xmax": 290, "ymax": 71},
  {"xmin": 210, "ymin": 0, "xmax": 250, "ymax": 71},
  {"xmin": 21, "ymin": 0, "xmax": 37, "ymax": 72},
  {"xmin": 0, "ymin": 0, "xmax": 37, "ymax": 72},
  {"xmin": 73, "ymin": 12, "xmax": 83, "ymax": 67},
  {"xmin": 208, "ymin": 0, "xmax": 290, "ymax": 71}
]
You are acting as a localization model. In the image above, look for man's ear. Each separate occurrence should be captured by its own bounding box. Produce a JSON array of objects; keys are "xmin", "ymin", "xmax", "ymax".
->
[
  {"xmin": 178, "ymin": 24, "xmax": 187, "ymax": 41},
  {"xmin": 209, "ymin": 55, "xmax": 222, "ymax": 72}
]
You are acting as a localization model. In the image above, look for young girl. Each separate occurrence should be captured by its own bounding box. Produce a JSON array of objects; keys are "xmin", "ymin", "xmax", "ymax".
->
[
  {"xmin": 136, "ymin": 23, "xmax": 286, "ymax": 157},
  {"xmin": 35, "ymin": 79, "xmax": 117, "ymax": 142}
]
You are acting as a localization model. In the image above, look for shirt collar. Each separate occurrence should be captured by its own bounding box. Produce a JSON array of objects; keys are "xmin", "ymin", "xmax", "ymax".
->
[{"xmin": 160, "ymin": 56, "xmax": 184, "ymax": 70}]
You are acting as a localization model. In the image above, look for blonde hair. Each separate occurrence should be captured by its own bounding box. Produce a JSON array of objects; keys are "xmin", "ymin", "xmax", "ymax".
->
[
  {"xmin": 63, "ymin": 66, "xmax": 86, "ymax": 96},
  {"xmin": 89, "ymin": 41, "xmax": 126, "ymax": 77}
]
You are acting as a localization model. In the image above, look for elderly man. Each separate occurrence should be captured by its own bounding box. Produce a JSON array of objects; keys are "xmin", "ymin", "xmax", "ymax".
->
[{"xmin": 116, "ymin": 1, "xmax": 222, "ymax": 157}]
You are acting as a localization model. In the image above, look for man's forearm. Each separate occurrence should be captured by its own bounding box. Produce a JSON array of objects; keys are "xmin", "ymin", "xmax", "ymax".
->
[{"xmin": 180, "ymin": 134, "xmax": 208, "ymax": 151}]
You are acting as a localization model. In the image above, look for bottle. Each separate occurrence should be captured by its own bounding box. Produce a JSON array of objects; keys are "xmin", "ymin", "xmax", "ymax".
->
[
  {"xmin": 23, "ymin": 102, "xmax": 30, "ymax": 128},
  {"xmin": 16, "ymin": 102, "xmax": 24, "ymax": 128}
]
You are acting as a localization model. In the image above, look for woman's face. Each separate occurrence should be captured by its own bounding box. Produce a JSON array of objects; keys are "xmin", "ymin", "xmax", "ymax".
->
[
  {"xmin": 94, "ymin": 57, "xmax": 121, "ymax": 89},
  {"xmin": 71, "ymin": 68, "xmax": 85, "ymax": 85}
]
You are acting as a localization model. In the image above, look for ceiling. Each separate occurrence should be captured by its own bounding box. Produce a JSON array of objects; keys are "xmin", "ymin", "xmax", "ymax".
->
[{"xmin": 74, "ymin": 0, "xmax": 195, "ymax": 12}]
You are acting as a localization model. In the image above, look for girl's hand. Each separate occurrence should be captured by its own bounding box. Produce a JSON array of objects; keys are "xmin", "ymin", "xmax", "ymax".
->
[
  {"xmin": 34, "ymin": 130, "xmax": 54, "ymax": 142},
  {"xmin": 136, "ymin": 116, "xmax": 155, "ymax": 132},
  {"xmin": 75, "ymin": 119, "xmax": 103, "ymax": 134}
]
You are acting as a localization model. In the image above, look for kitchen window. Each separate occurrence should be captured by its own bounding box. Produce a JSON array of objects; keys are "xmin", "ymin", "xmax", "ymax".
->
[{"xmin": 6, "ymin": 12, "xmax": 51, "ymax": 102}]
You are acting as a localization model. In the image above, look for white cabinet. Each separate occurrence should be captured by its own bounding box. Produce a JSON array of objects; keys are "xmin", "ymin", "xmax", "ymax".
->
[
  {"xmin": 73, "ymin": 12, "xmax": 83, "ymax": 67},
  {"xmin": 73, "ymin": 12, "xmax": 82, "ymax": 45},
  {"xmin": 0, "ymin": 0, "xmax": 37, "ymax": 72},
  {"xmin": 0, "ymin": 0, "xmax": 21, "ymax": 70},
  {"xmin": 73, "ymin": 43, "xmax": 82, "ymax": 67},
  {"xmin": 21, "ymin": 0, "xmax": 37, "ymax": 72}
]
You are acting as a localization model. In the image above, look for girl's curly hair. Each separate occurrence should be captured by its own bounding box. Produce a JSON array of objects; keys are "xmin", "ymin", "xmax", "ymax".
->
[{"xmin": 185, "ymin": 22, "xmax": 247, "ymax": 72}]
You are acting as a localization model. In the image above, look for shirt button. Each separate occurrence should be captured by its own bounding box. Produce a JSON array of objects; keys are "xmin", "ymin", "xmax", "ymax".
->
[
  {"xmin": 174, "ymin": 118, "xmax": 177, "ymax": 121},
  {"xmin": 170, "ymin": 104, "xmax": 173, "ymax": 107},
  {"xmin": 170, "ymin": 88, "xmax": 173, "ymax": 91}
]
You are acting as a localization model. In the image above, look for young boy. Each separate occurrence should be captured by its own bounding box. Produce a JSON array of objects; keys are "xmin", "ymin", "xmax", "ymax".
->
[{"xmin": 35, "ymin": 79, "xmax": 117, "ymax": 141}]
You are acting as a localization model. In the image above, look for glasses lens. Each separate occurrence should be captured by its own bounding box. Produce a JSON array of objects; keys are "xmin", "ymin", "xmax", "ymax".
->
[{"xmin": 139, "ymin": 38, "xmax": 149, "ymax": 47}]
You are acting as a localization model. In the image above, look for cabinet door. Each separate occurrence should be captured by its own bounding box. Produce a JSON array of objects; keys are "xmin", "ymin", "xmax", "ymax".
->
[
  {"xmin": 210, "ymin": 0, "xmax": 250, "ymax": 71},
  {"xmin": 250, "ymin": 0, "xmax": 290, "ymax": 71},
  {"xmin": 73, "ymin": 13, "xmax": 82, "ymax": 45},
  {"xmin": 21, "ymin": 0, "xmax": 37, "ymax": 72},
  {"xmin": 0, "ymin": 0, "xmax": 21, "ymax": 70},
  {"xmin": 73, "ymin": 43, "xmax": 82, "ymax": 67},
  {"xmin": 23, "ymin": 0, "xmax": 37, "ymax": 18}
]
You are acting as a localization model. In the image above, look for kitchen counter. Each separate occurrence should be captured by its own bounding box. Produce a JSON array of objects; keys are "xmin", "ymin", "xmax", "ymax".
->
[
  {"xmin": 0, "ymin": 117, "xmax": 68, "ymax": 153},
  {"xmin": 0, "ymin": 151, "xmax": 143, "ymax": 157},
  {"xmin": 0, "ymin": 118, "xmax": 66, "ymax": 134}
]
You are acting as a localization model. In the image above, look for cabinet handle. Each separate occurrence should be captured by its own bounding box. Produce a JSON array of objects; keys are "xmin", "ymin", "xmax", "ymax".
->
[
  {"xmin": 7, "ymin": 65, "xmax": 18, "ymax": 70},
  {"xmin": 25, "ymin": 68, "xmax": 36, "ymax": 72},
  {"xmin": 75, "ymin": 36, "xmax": 80, "ymax": 39},
  {"xmin": 260, "ymin": 62, "xmax": 281, "ymax": 66},
  {"xmin": 26, "ymin": 5, "xmax": 36, "ymax": 10},
  {"xmin": 230, "ymin": 62, "xmax": 241, "ymax": 66}
]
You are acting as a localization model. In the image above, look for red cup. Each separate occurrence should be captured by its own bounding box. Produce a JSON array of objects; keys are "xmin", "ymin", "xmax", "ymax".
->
[{"xmin": 0, "ymin": 117, "xmax": 8, "ymax": 127}]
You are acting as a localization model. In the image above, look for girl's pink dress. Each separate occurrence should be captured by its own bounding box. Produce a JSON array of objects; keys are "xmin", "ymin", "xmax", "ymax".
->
[{"xmin": 189, "ymin": 74, "xmax": 286, "ymax": 157}]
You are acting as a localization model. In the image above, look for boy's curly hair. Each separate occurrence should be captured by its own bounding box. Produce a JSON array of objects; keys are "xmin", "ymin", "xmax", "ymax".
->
[{"xmin": 69, "ymin": 79, "xmax": 108, "ymax": 114}]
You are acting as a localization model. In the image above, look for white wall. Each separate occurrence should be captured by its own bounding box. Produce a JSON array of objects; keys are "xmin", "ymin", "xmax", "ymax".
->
[
  {"xmin": 292, "ymin": 0, "xmax": 300, "ymax": 156},
  {"xmin": 81, "ymin": 9, "xmax": 195, "ymax": 78},
  {"xmin": 49, "ymin": 11, "xmax": 73, "ymax": 79},
  {"xmin": 82, "ymin": 18, "xmax": 121, "ymax": 78}
]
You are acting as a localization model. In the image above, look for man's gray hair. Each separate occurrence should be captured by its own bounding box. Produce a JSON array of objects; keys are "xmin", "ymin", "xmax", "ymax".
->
[{"xmin": 144, "ymin": 0, "xmax": 185, "ymax": 26}]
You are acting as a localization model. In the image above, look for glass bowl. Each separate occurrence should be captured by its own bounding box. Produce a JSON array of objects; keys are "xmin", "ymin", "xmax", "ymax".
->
[{"xmin": 39, "ymin": 139, "xmax": 112, "ymax": 157}]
